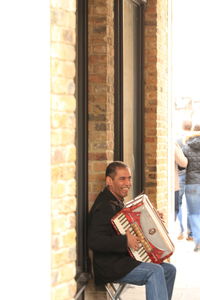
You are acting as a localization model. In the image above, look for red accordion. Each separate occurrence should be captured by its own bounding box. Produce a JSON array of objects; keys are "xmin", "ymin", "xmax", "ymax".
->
[{"xmin": 111, "ymin": 194, "xmax": 174, "ymax": 264}]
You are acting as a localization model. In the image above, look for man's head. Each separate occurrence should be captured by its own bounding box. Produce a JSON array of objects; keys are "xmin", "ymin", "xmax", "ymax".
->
[
  {"xmin": 105, "ymin": 161, "xmax": 132, "ymax": 201},
  {"xmin": 193, "ymin": 123, "xmax": 200, "ymax": 131},
  {"xmin": 182, "ymin": 120, "xmax": 192, "ymax": 131}
]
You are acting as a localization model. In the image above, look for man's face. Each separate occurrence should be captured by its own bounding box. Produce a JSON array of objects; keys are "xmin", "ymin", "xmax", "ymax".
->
[{"xmin": 106, "ymin": 167, "xmax": 132, "ymax": 200}]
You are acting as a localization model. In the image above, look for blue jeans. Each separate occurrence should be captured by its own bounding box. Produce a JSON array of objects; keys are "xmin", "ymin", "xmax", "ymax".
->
[
  {"xmin": 117, "ymin": 262, "xmax": 176, "ymax": 300},
  {"xmin": 185, "ymin": 184, "xmax": 200, "ymax": 244},
  {"xmin": 175, "ymin": 191, "xmax": 179, "ymax": 220},
  {"xmin": 177, "ymin": 173, "xmax": 192, "ymax": 234}
]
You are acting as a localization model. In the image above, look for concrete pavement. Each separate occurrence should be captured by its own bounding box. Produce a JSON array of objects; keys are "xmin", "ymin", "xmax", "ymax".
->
[{"xmin": 116, "ymin": 231, "xmax": 200, "ymax": 300}]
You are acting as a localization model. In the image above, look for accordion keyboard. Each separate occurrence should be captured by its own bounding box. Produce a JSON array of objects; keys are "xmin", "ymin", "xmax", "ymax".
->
[{"xmin": 115, "ymin": 213, "xmax": 151, "ymax": 262}]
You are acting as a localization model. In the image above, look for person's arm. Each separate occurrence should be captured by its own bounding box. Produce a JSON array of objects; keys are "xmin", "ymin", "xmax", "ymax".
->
[
  {"xmin": 88, "ymin": 206, "xmax": 127, "ymax": 253},
  {"xmin": 175, "ymin": 142, "xmax": 188, "ymax": 168},
  {"xmin": 88, "ymin": 204, "xmax": 140, "ymax": 253}
]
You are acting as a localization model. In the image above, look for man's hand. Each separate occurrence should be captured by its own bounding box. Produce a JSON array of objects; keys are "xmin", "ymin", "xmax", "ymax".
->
[
  {"xmin": 157, "ymin": 210, "xmax": 166, "ymax": 224},
  {"xmin": 157, "ymin": 210, "xmax": 163, "ymax": 219},
  {"xmin": 126, "ymin": 229, "xmax": 140, "ymax": 251}
]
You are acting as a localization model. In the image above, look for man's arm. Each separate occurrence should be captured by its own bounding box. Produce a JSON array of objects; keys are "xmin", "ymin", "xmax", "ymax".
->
[
  {"xmin": 175, "ymin": 142, "xmax": 188, "ymax": 168},
  {"xmin": 88, "ymin": 206, "xmax": 130, "ymax": 253}
]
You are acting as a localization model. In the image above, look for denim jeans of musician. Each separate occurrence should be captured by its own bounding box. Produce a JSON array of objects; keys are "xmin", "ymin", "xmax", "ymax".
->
[
  {"xmin": 117, "ymin": 262, "xmax": 176, "ymax": 300},
  {"xmin": 185, "ymin": 184, "xmax": 200, "ymax": 245},
  {"xmin": 177, "ymin": 173, "xmax": 192, "ymax": 234}
]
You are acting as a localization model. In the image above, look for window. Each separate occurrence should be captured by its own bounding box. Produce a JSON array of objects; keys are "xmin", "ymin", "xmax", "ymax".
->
[{"xmin": 114, "ymin": 0, "xmax": 145, "ymax": 199}]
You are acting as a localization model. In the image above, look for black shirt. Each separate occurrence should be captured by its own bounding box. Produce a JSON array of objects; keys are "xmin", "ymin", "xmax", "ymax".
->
[{"xmin": 88, "ymin": 187, "xmax": 141, "ymax": 284}]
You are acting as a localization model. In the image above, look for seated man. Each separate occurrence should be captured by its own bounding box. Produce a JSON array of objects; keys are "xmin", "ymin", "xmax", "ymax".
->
[{"xmin": 88, "ymin": 161, "xmax": 176, "ymax": 300}]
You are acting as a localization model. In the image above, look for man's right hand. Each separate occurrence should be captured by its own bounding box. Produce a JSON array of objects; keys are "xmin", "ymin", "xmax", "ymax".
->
[{"xmin": 126, "ymin": 228, "xmax": 140, "ymax": 251}]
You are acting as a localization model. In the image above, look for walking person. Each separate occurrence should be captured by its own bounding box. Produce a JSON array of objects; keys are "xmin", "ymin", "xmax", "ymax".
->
[
  {"xmin": 183, "ymin": 124, "xmax": 200, "ymax": 251},
  {"xmin": 176, "ymin": 120, "xmax": 193, "ymax": 240}
]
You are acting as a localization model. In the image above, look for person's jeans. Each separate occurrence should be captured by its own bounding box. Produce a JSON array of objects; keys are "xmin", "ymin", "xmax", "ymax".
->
[
  {"xmin": 175, "ymin": 191, "xmax": 179, "ymax": 220},
  {"xmin": 117, "ymin": 262, "xmax": 176, "ymax": 300},
  {"xmin": 177, "ymin": 174, "xmax": 185, "ymax": 232},
  {"xmin": 185, "ymin": 184, "xmax": 200, "ymax": 244},
  {"xmin": 177, "ymin": 173, "xmax": 192, "ymax": 235}
]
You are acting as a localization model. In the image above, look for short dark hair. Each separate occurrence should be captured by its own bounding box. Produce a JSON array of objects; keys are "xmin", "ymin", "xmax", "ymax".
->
[{"xmin": 105, "ymin": 161, "xmax": 129, "ymax": 179}]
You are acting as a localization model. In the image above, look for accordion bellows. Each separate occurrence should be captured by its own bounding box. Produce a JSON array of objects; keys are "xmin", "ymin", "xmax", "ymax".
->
[{"xmin": 111, "ymin": 194, "xmax": 175, "ymax": 264}]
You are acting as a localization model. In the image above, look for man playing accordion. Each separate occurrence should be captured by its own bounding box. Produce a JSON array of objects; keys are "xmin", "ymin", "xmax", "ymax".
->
[{"xmin": 88, "ymin": 161, "xmax": 176, "ymax": 300}]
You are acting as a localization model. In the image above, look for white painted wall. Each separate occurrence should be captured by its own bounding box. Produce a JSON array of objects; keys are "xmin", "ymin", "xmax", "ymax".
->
[{"xmin": 0, "ymin": 1, "xmax": 50, "ymax": 299}]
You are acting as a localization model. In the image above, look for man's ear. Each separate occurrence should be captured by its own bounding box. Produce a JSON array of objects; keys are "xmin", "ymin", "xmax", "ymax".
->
[{"xmin": 106, "ymin": 176, "xmax": 113, "ymax": 187}]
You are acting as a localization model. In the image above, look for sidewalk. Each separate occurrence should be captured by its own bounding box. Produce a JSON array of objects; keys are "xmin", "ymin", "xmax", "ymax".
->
[
  {"xmin": 170, "ymin": 234, "xmax": 200, "ymax": 300},
  {"xmin": 120, "ymin": 232, "xmax": 200, "ymax": 300}
]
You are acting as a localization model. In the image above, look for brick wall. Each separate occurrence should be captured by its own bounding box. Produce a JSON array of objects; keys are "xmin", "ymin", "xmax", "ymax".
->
[
  {"xmin": 88, "ymin": 0, "xmax": 115, "ymax": 209},
  {"xmin": 51, "ymin": 0, "xmax": 77, "ymax": 299},
  {"xmin": 144, "ymin": 0, "xmax": 169, "ymax": 214},
  {"xmin": 156, "ymin": 0, "xmax": 169, "ymax": 213},
  {"xmin": 86, "ymin": 0, "xmax": 115, "ymax": 298},
  {"xmin": 87, "ymin": 0, "xmax": 169, "ymax": 213},
  {"xmin": 87, "ymin": 0, "xmax": 170, "ymax": 214},
  {"xmin": 86, "ymin": 0, "xmax": 170, "ymax": 297},
  {"xmin": 49, "ymin": 0, "xmax": 169, "ymax": 298}
]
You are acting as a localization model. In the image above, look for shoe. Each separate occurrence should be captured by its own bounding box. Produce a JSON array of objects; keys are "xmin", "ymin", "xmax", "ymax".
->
[
  {"xmin": 186, "ymin": 235, "xmax": 193, "ymax": 241},
  {"xmin": 194, "ymin": 244, "xmax": 200, "ymax": 252},
  {"xmin": 177, "ymin": 233, "xmax": 184, "ymax": 240}
]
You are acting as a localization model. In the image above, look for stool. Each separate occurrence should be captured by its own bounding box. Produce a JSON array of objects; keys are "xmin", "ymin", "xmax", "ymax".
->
[{"xmin": 105, "ymin": 282, "xmax": 127, "ymax": 300}]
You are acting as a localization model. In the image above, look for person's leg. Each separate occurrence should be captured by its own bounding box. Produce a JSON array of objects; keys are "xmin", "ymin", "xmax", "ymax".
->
[
  {"xmin": 178, "ymin": 173, "xmax": 192, "ymax": 239},
  {"xmin": 161, "ymin": 263, "xmax": 176, "ymax": 300},
  {"xmin": 189, "ymin": 214, "xmax": 200, "ymax": 250},
  {"xmin": 177, "ymin": 174, "xmax": 185, "ymax": 234},
  {"xmin": 177, "ymin": 202, "xmax": 184, "ymax": 234},
  {"xmin": 117, "ymin": 262, "xmax": 176, "ymax": 300},
  {"xmin": 187, "ymin": 216, "xmax": 193, "ymax": 239},
  {"xmin": 186, "ymin": 197, "xmax": 193, "ymax": 239},
  {"xmin": 185, "ymin": 184, "xmax": 200, "ymax": 250},
  {"xmin": 175, "ymin": 191, "xmax": 180, "ymax": 220}
]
